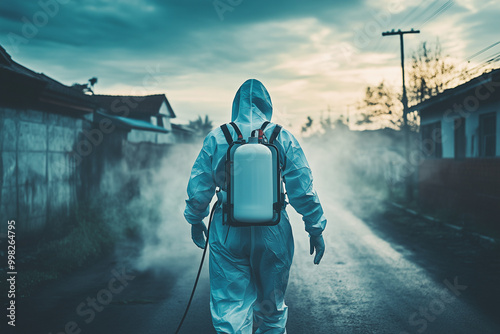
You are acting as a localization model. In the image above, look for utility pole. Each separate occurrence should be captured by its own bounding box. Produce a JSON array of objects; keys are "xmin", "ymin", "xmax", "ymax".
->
[{"xmin": 382, "ymin": 28, "xmax": 420, "ymax": 202}]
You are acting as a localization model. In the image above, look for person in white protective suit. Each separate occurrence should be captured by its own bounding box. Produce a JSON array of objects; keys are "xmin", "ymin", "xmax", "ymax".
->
[{"xmin": 184, "ymin": 79, "xmax": 327, "ymax": 333}]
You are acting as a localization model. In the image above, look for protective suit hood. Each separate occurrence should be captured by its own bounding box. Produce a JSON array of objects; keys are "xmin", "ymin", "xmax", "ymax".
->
[{"xmin": 231, "ymin": 79, "xmax": 273, "ymax": 125}]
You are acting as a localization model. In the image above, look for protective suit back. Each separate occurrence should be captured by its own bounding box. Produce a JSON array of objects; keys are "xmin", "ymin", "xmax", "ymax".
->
[{"xmin": 184, "ymin": 79, "xmax": 327, "ymax": 334}]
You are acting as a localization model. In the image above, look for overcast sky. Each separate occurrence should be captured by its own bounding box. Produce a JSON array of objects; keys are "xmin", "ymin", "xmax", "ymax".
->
[{"xmin": 1, "ymin": 0, "xmax": 499, "ymax": 131}]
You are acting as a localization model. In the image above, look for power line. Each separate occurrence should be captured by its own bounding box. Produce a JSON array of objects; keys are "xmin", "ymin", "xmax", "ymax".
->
[
  {"xmin": 439, "ymin": 50, "xmax": 500, "ymax": 88},
  {"xmin": 382, "ymin": 1, "xmax": 454, "ymax": 64},
  {"xmin": 472, "ymin": 50, "xmax": 500, "ymax": 69},
  {"xmin": 407, "ymin": 0, "xmax": 442, "ymax": 27},
  {"xmin": 420, "ymin": 0, "xmax": 454, "ymax": 27},
  {"xmin": 470, "ymin": 49, "xmax": 500, "ymax": 69},
  {"xmin": 379, "ymin": 1, "xmax": 433, "ymax": 56},
  {"xmin": 467, "ymin": 52, "xmax": 500, "ymax": 75},
  {"xmin": 394, "ymin": 0, "xmax": 435, "ymax": 29},
  {"xmin": 466, "ymin": 40, "xmax": 500, "ymax": 61}
]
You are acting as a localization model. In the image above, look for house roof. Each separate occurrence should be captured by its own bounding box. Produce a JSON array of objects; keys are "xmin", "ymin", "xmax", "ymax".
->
[
  {"xmin": 95, "ymin": 111, "xmax": 169, "ymax": 133},
  {"xmin": 0, "ymin": 44, "xmax": 178, "ymax": 120},
  {"xmin": 409, "ymin": 68, "xmax": 500, "ymax": 115},
  {"xmin": 0, "ymin": 45, "xmax": 97, "ymax": 113},
  {"xmin": 171, "ymin": 122, "xmax": 197, "ymax": 133},
  {"xmin": 92, "ymin": 94, "xmax": 176, "ymax": 118}
]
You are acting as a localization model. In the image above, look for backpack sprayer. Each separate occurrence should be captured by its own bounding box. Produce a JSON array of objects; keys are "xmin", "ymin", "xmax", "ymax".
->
[
  {"xmin": 174, "ymin": 121, "xmax": 284, "ymax": 333},
  {"xmin": 219, "ymin": 121, "xmax": 284, "ymax": 227}
]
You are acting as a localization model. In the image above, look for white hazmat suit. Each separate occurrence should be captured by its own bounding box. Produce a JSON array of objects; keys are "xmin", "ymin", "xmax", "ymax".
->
[{"xmin": 184, "ymin": 79, "xmax": 327, "ymax": 333}]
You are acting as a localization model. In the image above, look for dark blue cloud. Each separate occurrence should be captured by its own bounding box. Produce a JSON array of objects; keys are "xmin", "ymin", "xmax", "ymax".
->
[
  {"xmin": 0, "ymin": 0, "xmax": 363, "ymax": 54},
  {"xmin": 1, "ymin": 0, "xmax": 499, "ymax": 126}
]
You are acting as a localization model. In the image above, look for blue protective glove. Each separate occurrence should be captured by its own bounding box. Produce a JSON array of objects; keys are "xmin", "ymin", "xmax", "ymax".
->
[
  {"xmin": 309, "ymin": 234, "xmax": 325, "ymax": 265},
  {"xmin": 191, "ymin": 222, "xmax": 208, "ymax": 249}
]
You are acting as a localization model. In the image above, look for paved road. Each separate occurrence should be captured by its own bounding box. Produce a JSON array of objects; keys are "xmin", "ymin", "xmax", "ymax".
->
[
  {"xmin": 285, "ymin": 194, "xmax": 500, "ymax": 334},
  {"xmin": 14, "ymin": 193, "xmax": 500, "ymax": 334}
]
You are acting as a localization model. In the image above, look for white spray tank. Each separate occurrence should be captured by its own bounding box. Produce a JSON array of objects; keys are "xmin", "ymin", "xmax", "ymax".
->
[
  {"xmin": 232, "ymin": 136, "xmax": 274, "ymax": 223},
  {"xmin": 218, "ymin": 122, "xmax": 283, "ymax": 227}
]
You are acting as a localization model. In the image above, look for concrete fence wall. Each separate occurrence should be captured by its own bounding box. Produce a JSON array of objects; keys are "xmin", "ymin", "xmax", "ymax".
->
[
  {"xmin": 0, "ymin": 107, "xmax": 87, "ymax": 236},
  {"xmin": 0, "ymin": 107, "xmax": 173, "ymax": 239}
]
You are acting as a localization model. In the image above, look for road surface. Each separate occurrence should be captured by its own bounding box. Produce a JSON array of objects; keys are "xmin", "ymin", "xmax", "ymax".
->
[{"xmin": 14, "ymin": 192, "xmax": 500, "ymax": 334}]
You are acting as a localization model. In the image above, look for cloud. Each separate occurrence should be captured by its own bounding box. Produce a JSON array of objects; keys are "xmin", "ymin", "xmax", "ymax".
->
[{"xmin": 1, "ymin": 0, "xmax": 499, "ymax": 131}]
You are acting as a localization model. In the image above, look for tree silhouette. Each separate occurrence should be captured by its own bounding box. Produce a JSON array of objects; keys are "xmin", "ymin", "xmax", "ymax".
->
[
  {"xmin": 357, "ymin": 40, "xmax": 468, "ymax": 130},
  {"xmin": 188, "ymin": 115, "xmax": 213, "ymax": 137},
  {"xmin": 357, "ymin": 81, "xmax": 402, "ymax": 128},
  {"xmin": 301, "ymin": 116, "xmax": 313, "ymax": 133},
  {"xmin": 407, "ymin": 41, "xmax": 461, "ymax": 104}
]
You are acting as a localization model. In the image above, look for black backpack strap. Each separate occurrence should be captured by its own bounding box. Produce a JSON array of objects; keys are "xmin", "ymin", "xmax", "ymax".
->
[
  {"xmin": 260, "ymin": 121, "xmax": 270, "ymax": 131},
  {"xmin": 229, "ymin": 122, "xmax": 243, "ymax": 141},
  {"xmin": 269, "ymin": 124, "xmax": 282, "ymax": 144},
  {"xmin": 220, "ymin": 124, "xmax": 233, "ymax": 145}
]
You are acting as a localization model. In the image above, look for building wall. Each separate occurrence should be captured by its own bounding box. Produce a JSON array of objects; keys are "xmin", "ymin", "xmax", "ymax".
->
[
  {"xmin": 463, "ymin": 102, "xmax": 499, "ymax": 158},
  {"xmin": 0, "ymin": 107, "xmax": 85, "ymax": 236},
  {"xmin": 419, "ymin": 158, "xmax": 500, "ymax": 225},
  {"xmin": 465, "ymin": 112, "xmax": 479, "ymax": 158},
  {"xmin": 419, "ymin": 100, "xmax": 500, "ymax": 225},
  {"xmin": 420, "ymin": 111, "xmax": 454, "ymax": 158},
  {"xmin": 127, "ymin": 130, "xmax": 175, "ymax": 144},
  {"xmin": 0, "ymin": 106, "xmax": 174, "ymax": 238},
  {"xmin": 159, "ymin": 102, "xmax": 173, "ymax": 132},
  {"xmin": 421, "ymin": 100, "xmax": 500, "ymax": 158},
  {"xmin": 497, "ymin": 106, "xmax": 500, "ymax": 157},
  {"xmin": 157, "ymin": 132, "xmax": 175, "ymax": 144},
  {"xmin": 172, "ymin": 130, "xmax": 196, "ymax": 144},
  {"xmin": 441, "ymin": 117, "xmax": 454, "ymax": 158},
  {"xmin": 126, "ymin": 102, "xmax": 176, "ymax": 144}
]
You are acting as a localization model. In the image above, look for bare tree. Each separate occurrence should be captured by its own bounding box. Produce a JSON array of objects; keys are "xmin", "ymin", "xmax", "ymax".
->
[
  {"xmin": 407, "ymin": 40, "xmax": 462, "ymax": 104},
  {"xmin": 357, "ymin": 81, "xmax": 403, "ymax": 129},
  {"xmin": 357, "ymin": 40, "xmax": 468, "ymax": 130}
]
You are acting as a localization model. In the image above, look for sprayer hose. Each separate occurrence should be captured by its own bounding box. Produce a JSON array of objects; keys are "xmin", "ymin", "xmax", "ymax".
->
[{"xmin": 174, "ymin": 201, "xmax": 218, "ymax": 334}]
